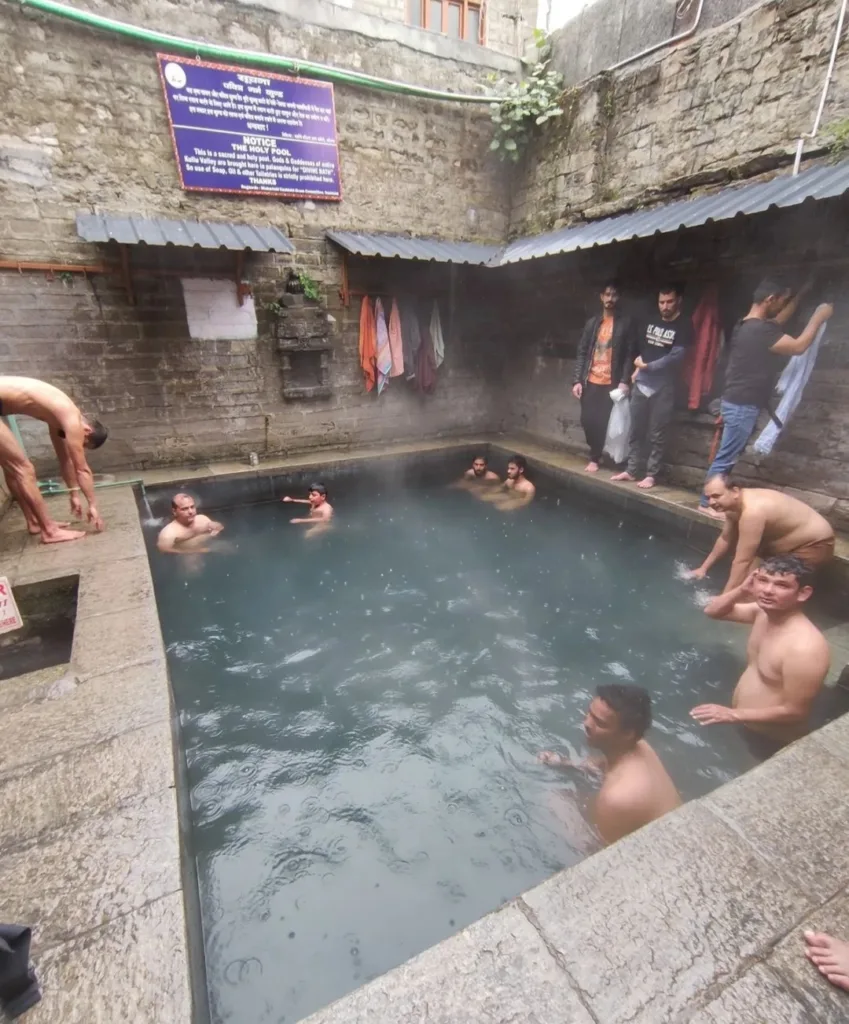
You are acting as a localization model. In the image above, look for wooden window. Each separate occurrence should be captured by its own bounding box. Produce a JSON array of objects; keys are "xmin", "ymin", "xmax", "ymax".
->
[{"xmin": 407, "ymin": 0, "xmax": 483, "ymax": 42}]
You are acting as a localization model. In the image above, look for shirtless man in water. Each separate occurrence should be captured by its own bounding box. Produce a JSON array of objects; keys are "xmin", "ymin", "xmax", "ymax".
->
[
  {"xmin": 540, "ymin": 684, "xmax": 681, "ymax": 845},
  {"xmin": 157, "ymin": 493, "xmax": 224, "ymax": 554},
  {"xmin": 481, "ymin": 455, "xmax": 536, "ymax": 511},
  {"xmin": 281, "ymin": 483, "xmax": 333, "ymax": 535},
  {"xmin": 456, "ymin": 454, "xmax": 499, "ymax": 486},
  {"xmin": 689, "ymin": 476, "xmax": 834, "ymax": 593},
  {"xmin": 0, "ymin": 376, "xmax": 108, "ymax": 542},
  {"xmin": 691, "ymin": 555, "xmax": 829, "ymax": 751}
]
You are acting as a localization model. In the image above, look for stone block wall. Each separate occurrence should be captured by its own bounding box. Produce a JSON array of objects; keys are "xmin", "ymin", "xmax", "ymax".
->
[
  {"xmin": 511, "ymin": 0, "xmax": 849, "ymax": 236},
  {"xmin": 0, "ymin": 0, "xmax": 516, "ymax": 470}
]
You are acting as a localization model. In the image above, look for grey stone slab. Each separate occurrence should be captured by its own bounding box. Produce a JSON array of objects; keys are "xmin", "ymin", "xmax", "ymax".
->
[
  {"xmin": 703, "ymin": 737, "xmax": 849, "ymax": 903},
  {"xmin": 303, "ymin": 903, "xmax": 594, "ymax": 1024},
  {"xmin": 765, "ymin": 889, "xmax": 849, "ymax": 1023},
  {"xmin": 17, "ymin": 521, "xmax": 146, "ymax": 575},
  {"xmin": 75, "ymin": 555, "xmax": 154, "ymax": 620},
  {"xmin": 811, "ymin": 712, "xmax": 849, "ymax": 766},
  {"xmin": 27, "ymin": 891, "xmax": 190, "ymax": 1024},
  {"xmin": 0, "ymin": 719, "xmax": 173, "ymax": 850},
  {"xmin": 0, "ymin": 788, "xmax": 180, "ymax": 950},
  {"xmin": 71, "ymin": 600, "xmax": 165, "ymax": 679},
  {"xmin": 689, "ymin": 964, "xmax": 813, "ymax": 1023},
  {"xmin": 522, "ymin": 802, "xmax": 811, "ymax": 1024},
  {"xmin": 0, "ymin": 662, "xmax": 71, "ymax": 711},
  {"xmin": 0, "ymin": 660, "xmax": 169, "ymax": 776}
]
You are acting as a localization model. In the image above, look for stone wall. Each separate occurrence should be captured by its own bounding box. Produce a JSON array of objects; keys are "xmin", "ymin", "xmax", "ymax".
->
[
  {"xmin": 495, "ymin": 198, "xmax": 849, "ymax": 526},
  {"xmin": 511, "ymin": 0, "xmax": 849, "ymax": 236},
  {"xmin": 0, "ymin": 0, "xmax": 516, "ymax": 470}
]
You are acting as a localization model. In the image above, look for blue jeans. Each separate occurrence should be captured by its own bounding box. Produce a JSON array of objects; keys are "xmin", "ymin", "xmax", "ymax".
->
[{"xmin": 700, "ymin": 400, "xmax": 760, "ymax": 505}]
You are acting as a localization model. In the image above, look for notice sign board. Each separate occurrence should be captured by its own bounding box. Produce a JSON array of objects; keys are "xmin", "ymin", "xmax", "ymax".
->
[
  {"xmin": 0, "ymin": 577, "xmax": 23, "ymax": 635},
  {"xmin": 157, "ymin": 55, "xmax": 341, "ymax": 200}
]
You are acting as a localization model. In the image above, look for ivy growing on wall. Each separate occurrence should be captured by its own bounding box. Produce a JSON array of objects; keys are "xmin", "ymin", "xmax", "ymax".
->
[{"xmin": 489, "ymin": 31, "xmax": 564, "ymax": 163}]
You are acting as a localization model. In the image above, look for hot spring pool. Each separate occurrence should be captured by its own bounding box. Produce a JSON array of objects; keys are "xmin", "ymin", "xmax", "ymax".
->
[{"xmin": 143, "ymin": 453, "xmax": 848, "ymax": 1024}]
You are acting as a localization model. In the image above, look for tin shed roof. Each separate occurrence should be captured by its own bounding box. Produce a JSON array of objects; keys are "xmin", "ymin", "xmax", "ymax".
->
[{"xmin": 76, "ymin": 212, "xmax": 294, "ymax": 253}]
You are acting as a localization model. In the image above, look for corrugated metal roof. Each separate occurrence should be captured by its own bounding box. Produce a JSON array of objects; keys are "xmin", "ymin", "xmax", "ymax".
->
[
  {"xmin": 76, "ymin": 212, "xmax": 294, "ymax": 253},
  {"xmin": 498, "ymin": 158, "xmax": 849, "ymax": 264},
  {"xmin": 326, "ymin": 230, "xmax": 499, "ymax": 265}
]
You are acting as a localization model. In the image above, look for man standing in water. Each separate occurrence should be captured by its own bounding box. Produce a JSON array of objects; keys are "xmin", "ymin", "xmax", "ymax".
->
[
  {"xmin": 282, "ymin": 483, "xmax": 334, "ymax": 533},
  {"xmin": 457, "ymin": 454, "xmax": 500, "ymax": 485},
  {"xmin": 691, "ymin": 555, "xmax": 829, "ymax": 752},
  {"xmin": 157, "ymin": 493, "xmax": 224, "ymax": 553},
  {"xmin": 572, "ymin": 281, "xmax": 635, "ymax": 472},
  {"xmin": 689, "ymin": 476, "xmax": 834, "ymax": 592},
  {"xmin": 539, "ymin": 684, "xmax": 681, "ymax": 845},
  {"xmin": 612, "ymin": 285, "xmax": 692, "ymax": 489},
  {"xmin": 482, "ymin": 455, "xmax": 535, "ymax": 511},
  {"xmin": 0, "ymin": 375, "xmax": 108, "ymax": 541}
]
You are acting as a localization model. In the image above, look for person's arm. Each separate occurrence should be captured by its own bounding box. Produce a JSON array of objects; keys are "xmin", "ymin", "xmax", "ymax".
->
[
  {"xmin": 724, "ymin": 511, "xmax": 765, "ymax": 592},
  {"xmin": 703, "ymin": 572, "xmax": 760, "ymax": 623},
  {"xmin": 281, "ymin": 496, "xmax": 311, "ymax": 504},
  {"xmin": 638, "ymin": 341, "xmax": 688, "ymax": 375},
  {"xmin": 49, "ymin": 426, "xmax": 83, "ymax": 519},
  {"xmin": 689, "ymin": 520, "xmax": 736, "ymax": 578},
  {"xmin": 572, "ymin": 318, "xmax": 595, "ymax": 391},
  {"xmin": 692, "ymin": 638, "xmax": 829, "ymax": 727},
  {"xmin": 290, "ymin": 517, "xmax": 315, "ymax": 524},
  {"xmin": 771, "ymin": 304, "xmax": 833, "ymax": 356},
  {"xmin": 57, "ymin": 417, "xmax": 102, "ymax": 530},
  {"xmin": 593, "ymin": 787, "xmax": 648, "ymax": 845},
  {"xmin": 157, "ymin": 529, "xmax": 178, "ymax": 554}
]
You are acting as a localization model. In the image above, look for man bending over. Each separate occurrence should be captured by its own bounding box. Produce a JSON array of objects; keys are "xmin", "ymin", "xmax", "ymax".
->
[
  {"xmin": 157, "ymin": 493, "xmax": 224, "ymax": 554},
  {"xmin": 691, "ymin": 555, "xmax": 829, "ymax": 752},
  {"xmin": 540, "ymin": 684, "xmax": 681, "ymax": 845},
  {"xmin": 689, "ymin": 476, "xmax": 834, "ymax": 592},
  {"xmin": 0, "ymin": 376, "xmax": 108, "ymax": 541}
]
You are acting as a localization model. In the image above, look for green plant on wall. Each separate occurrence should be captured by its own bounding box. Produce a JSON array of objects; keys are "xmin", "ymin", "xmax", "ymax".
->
[
  {"xmin": 824, "ymin": 117, "xmax": 849, "ymax": 160},
  {"xmin": 297, "ymin": 271, "xmax": 321, "ymax": 302},
  {"xmin": 489, "ymin": 32, "xmax": 564, "ymax": 162}
]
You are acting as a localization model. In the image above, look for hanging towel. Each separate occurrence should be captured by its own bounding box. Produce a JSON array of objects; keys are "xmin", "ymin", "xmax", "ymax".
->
[
  {"xmin": 388, "ymin": 299, "xmax": 405, "ymax": 378},
  {"xmin": 752, "ymin": 322, "xmax": 827, "ymax": 456},
  {"xmin": 358, "ymin": 296, "xmax": 377, "ymax": 392},
  {"xmin": 374, "ymin": 298, "xmax": 392, "ymax": 394},
  {"xmin": 430, "ymin": 301, "xmax": 445, "ymax": 368},
  {"xmin": 416, "ymin": 320, "xmax": 438, "ymax": 393},
  {"xmin": 400, "ymin": 300, "xmax": 422, "ymax": 379},
  {"xmin": 685, "ymin": 284, "xmax": 723, "ymax": 410}
]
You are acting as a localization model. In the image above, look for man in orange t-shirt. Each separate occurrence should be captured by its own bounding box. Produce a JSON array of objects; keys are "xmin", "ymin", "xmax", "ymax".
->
[{"xmin": 572, "ymin": 283, "xmax": 636, "ymax": 472}]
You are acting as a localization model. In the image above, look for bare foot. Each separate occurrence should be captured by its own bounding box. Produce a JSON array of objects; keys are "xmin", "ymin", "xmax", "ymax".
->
[
  {"xmin": 584, "ymin": 461, "xmax": 599, "ymax": 473},
  {"xmin": 29, "ymin": 521, "xmax": 71, "ymax": 535},
  {"xmin": 804, "ymin": 931, "xmax": 849, "ymax": 992},
  {"xmin": 698, "ymin": 506, "xmax": 726, "ymax": 521},
  {"xmin": 611, "ymin": 471, "xmax": 635, "ymax": 482},
  {"xmin": 637, "ymin": 476, "xmax": 656, "ymax": 489},
  {"xmin": 41, "ymin": 527, "xmax": 87, "ymax": 544}
]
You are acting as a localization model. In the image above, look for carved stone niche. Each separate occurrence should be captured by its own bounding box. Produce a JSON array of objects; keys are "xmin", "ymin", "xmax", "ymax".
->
[{"xmin": 274, "ymin": 293, "xmax": 333, "ymax": 400}]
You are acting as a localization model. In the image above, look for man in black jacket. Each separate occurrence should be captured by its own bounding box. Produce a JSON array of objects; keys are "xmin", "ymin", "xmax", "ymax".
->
[{"xmin": 572, "ymin": 282, "xmax": 635, "ymax": 472}]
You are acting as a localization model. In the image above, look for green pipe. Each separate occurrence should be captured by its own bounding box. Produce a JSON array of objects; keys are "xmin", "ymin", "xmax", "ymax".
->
[
  {"xmin": 39, "ymin": 477, "xmax": 147, "ymax": 499},
  {"xmin": 17, "ymin": 0, "xmax": 502, "ymax": 104},
  {"xmin": 6, "ymin": 415, "xmax": 27, "ymax": 455}
]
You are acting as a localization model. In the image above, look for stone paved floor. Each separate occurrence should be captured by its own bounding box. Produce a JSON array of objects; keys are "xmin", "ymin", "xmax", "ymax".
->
[
  {"xmin": 1, "ymin": 438, "xmax": 848, "ymax": 1023},
  {"xmin": 0, "ymin": 487, "xmax": 189, "ymax": 1023}
]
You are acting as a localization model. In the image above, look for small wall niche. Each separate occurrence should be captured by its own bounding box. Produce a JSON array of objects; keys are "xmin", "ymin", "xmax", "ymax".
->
[{"xmin": 274, "ymin": 293, "xmax": 333, "ymax": 400}]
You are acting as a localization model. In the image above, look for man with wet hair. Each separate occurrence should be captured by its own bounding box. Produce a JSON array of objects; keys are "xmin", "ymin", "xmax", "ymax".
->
[
  {"xmin": 461, "ymin": 454, "xmax": 499, "ymax": 483},
  {"xmin": 699, "ymin": 279, "xmax": 832, "ymax": 517},
  {"xmin": 572, "ymin": 280, "xmax": 635, "ymax": 473},
  {"xmin": 689, "ymin": 476, "xmax": 834, "ymax": 592},
  {"xmin": 691, "ymin": 555, "xmax": 829, "ymax": 752},
  {"xmin": 483, "ymin": 454, "xmax": 536, "ymax": 511},
  {"xmin": 282, "ymin": 482, "xmax": 334, "ymax": 529},
  {"xmin": 0, "ymin": 375, "xmax": 109, "ymax": 540},
  {"xmin": 539, "ymin": 683, "xmax": 681, "ymax": 845},
  {"xmin": 157, "ymin": 493, "xmax": 224, "ymax": 554}
]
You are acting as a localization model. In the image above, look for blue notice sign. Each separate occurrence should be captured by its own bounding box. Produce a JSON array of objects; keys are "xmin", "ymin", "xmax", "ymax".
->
[{"xmin": 157, "ymin": 54, "xmax": 341, "ymax": 200}]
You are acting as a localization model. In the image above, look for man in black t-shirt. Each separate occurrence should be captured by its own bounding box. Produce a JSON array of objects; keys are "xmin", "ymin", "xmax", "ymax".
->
[
  {"xmin": 611, "ymin": 285, "xmax": 693, "ymax": 489},
  {"xmin": 698, "ymin": 279, "xmax": 833, "ymax": 517}
]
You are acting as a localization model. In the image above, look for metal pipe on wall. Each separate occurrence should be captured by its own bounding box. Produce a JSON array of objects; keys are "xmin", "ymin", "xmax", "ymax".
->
[
  {"xmin": 607, "ymin": 0, "xmax": 705, "ymax": 73},
  {"xmin": 792, "ymin": 0, "xmax": 848, "ymax": 175}
]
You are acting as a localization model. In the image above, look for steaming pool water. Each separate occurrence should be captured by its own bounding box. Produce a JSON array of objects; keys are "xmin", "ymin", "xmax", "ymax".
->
[{"xmin": 143, "ymin": 456, "xmax": 848, "ymax": 1024}]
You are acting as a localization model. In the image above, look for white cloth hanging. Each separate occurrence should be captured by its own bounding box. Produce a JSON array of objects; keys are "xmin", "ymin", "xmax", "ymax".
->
[
  {"xmin": 430, "ymin": 301, "xmax": 445, "ymax": 368},
  {"xmin": 752, "ymin": 322, "xmax": 827, "ymax": 456}
]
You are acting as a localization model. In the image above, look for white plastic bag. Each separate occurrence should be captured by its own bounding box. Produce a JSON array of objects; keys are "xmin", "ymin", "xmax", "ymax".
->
[{"xmin": 603, "ymin": 393, "xmax": 631, "ymax": 465}]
